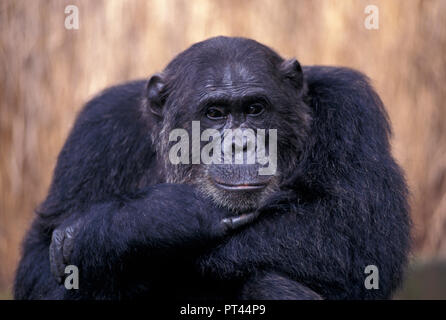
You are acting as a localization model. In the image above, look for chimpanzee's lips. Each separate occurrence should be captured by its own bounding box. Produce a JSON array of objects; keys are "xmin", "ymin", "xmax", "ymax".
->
[{"xmin": 213, "ymin": 180, "xmax": 267, "ymax": 191}]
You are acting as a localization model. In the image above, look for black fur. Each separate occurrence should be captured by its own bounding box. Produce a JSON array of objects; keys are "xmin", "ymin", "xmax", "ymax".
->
[{"xmin": 14, "ymin": 37, "xmax": 410, "ymax": 300}]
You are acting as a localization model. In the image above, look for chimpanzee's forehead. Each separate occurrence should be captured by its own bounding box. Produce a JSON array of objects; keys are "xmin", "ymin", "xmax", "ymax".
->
[
  {"xmin": 197, "ymin": 61, "xmax": 274, "ymax": 89},
  {"xmin": 183, "ymin": 61, "xmax": 276, "ymax": 108}
]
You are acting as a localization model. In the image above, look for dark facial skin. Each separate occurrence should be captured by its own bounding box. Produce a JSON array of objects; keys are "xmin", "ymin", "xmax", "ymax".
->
[
  {"xmin": 147, "ymin": 40, "xmax": 311, "ymax": 215},
  {"xmin": 194, "ymin": 64, "xmax": 281, "ymax": 212}
]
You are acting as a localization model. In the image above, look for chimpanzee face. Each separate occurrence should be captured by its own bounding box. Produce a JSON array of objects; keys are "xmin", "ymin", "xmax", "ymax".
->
[{"xmin": 146, "ymin": 37, "xmax": 311, "ymax": 212}]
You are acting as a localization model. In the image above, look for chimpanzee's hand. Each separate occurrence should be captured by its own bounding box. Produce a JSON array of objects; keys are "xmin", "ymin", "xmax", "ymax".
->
[
  {"xmin": 49, "ymin": 220, "xmax": 82, "ymax": 284},
  {"xmin": 49, "ymin": 183, "xmax": 260, "ymax": 283}
]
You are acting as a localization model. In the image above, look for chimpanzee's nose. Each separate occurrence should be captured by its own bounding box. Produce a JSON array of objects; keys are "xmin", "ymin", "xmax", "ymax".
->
[{"xmin": 230, "ymin": 133, "xmax": 247, "ymax": 151}]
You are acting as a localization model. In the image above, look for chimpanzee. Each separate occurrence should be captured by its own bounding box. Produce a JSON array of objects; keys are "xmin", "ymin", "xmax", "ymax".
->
[{"xmin": 14, "ymin": 36, "xmax": 410, "ymax": 300}]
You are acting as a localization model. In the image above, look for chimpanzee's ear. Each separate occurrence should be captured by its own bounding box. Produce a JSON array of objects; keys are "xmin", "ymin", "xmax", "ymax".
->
[
  {"xmin": 279, "ymin": 58, "xmax": 304, "ymax": 91},
  {"xmin": 145, "ymin": 73, "xmax": 165, "ymax": 118}
]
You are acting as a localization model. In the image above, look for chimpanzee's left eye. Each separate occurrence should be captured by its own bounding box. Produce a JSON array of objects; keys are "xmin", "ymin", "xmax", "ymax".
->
[{"xmin": 246, "ymin": 103, "xmax": 264, "ymax": 116}]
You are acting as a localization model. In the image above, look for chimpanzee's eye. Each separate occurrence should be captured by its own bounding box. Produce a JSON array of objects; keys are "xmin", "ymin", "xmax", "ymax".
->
[
  {"xmin": 246, "ymin": 103, "xmax": 264, "ymax": 116},
  {"xmin": 206, "ymin": 107, "xmax": 226, "ymax": 120}
]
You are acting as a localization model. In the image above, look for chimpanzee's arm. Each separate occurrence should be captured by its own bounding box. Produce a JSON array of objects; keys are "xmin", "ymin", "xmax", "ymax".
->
[{"xmin": 48, "ymin": 183, "xmax": 252, "ymax": 298}]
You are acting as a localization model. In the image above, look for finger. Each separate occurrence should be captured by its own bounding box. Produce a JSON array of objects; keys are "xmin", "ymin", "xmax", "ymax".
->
[
  {"xmin": 62, "ymin": 225, "xmax": 77, "ymax": 265},
  {"xmin": 220, "ymin": 218, "xmax": 233, "ymax": 232},
  {"xmin": 221, "ymin": 211, "xmax": 261, "ymax": 231},
  {"xmin": 229, "ymin": 212, "xmax": 258, "ymax": 229},
  {"xmin": 49, "ymin": 229, "xmax": 66, "ymax": 283}
]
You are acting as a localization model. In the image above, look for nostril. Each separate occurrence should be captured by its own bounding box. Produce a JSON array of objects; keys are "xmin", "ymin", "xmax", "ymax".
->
[
  {"xmin": 231, "ymin": 135, "xmax": 248, "ymax": 150},
  {"xmin": 242, "ymin": 137, "xmax": 248, "ymax": 151}
]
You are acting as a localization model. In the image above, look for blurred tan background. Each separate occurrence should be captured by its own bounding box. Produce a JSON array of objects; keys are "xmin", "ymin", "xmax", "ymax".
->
[{"xmin": 1, "ymin": 0, "xmax": 445, "ymax": 299}]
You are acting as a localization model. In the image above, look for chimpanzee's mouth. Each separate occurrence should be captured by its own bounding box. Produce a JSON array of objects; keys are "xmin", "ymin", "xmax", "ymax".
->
[{"xmin": 212, "ymin": 180, "xmax": 267, "ymax": 191}]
